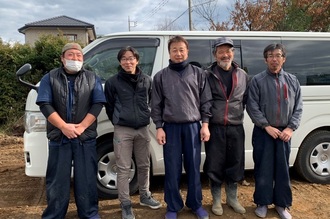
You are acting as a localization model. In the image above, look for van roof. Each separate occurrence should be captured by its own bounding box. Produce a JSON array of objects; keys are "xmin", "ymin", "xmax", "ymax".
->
[{"xmin": 101, "ymin": 30, "xmax": 330, "ymax": 39}]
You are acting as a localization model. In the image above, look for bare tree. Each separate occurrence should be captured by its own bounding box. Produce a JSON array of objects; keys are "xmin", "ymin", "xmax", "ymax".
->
[{"xmin": 193, "ymin": 0, "xmax": 232, "ymax": 30}]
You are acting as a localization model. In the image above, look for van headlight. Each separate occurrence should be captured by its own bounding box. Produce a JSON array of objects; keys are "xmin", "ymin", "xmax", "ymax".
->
[{"xmin": 25, "ymin": 111, "xmax": 46, "ymax": 133}]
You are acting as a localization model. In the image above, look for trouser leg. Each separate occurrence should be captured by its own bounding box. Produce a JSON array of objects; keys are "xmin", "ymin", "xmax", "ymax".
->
[
  {"xmin": 182, "ymin": 122, "xmax": 202, "ymax": 211},
  {"xmin": 42, "ymin": 141, "xmax": 72, "ymax": 219},
  {"xmin": 225, "ymin": 125, "xmax": 245, "ymax": 182},
  {"xmin": 204, "ymin": 125, "xmax": 226, "ymax": 184},
  {"xmin": 274, "ymin": 138, "xmax": 292, "ymax": 208},
  {"xmin": 73, "ymin": 139, "xmax": 100, "ymax": 219},
  {"xmin": 163, "ymin": 123, "xmax": 184, "ymax": 212},
  {"xmin": 252, "ymin": 126, "xmax": 275, "ymax": 205},
  {"xmin": 113, "ymin": 125, "xmax": 134, "ymax": 203},
  {"xmin": 133, "ymin": 126, "xmax": 151, "ymax": 196}
]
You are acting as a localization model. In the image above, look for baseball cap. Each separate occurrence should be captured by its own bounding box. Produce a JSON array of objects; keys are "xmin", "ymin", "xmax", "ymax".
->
[
  {"xmin": 213, "ymin": 37, "xmax": 234, "ymax": 48},
  {"xmin": 62, "ymin": 43, "xmax": 83, "ymax": 54}
]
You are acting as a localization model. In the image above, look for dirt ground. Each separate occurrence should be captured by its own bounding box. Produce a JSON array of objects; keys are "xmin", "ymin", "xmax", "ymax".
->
[{"xmin": 1, "ymin": 134, "xmax": 330, "ymax": 219}]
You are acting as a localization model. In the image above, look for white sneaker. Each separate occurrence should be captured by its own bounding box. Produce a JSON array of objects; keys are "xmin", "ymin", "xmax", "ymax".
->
[
  {"xmin": 275, "ymin": 206, "xmax": 292, "ymax": 219},
  {"xmin": 255, "ymin": 205, "xmax": 267, "ymax": 218}
]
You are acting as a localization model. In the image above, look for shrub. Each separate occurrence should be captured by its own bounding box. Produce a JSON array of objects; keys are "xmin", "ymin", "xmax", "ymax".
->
[{"xmin": 0, "ymin": 35, "xmax": 71, "ymax": 135}]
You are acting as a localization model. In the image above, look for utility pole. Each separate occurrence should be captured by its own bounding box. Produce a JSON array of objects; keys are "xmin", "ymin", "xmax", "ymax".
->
[
  {"xmin": 128, "ymin": 16, "xmax": 137, "ymax": 31},
  {"xmin": 188, "ymin": 0, "xmax": 192, "ymax": 30}
]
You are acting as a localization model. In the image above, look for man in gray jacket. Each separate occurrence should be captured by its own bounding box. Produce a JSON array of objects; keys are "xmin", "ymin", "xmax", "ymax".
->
[
  {"xmin": 151, "ymin": 35, "xmax": 212, "ymax": 219},
  {"xmin": 247, "ymin": 43, "xmax": 303, "ymax": 219},
  {"xmin": 203, "ymin": 37, "xmax": 249, "ymax": 216}
]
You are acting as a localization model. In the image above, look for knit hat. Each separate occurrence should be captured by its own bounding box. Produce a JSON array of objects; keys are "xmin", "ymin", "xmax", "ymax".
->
[{"xmin": 62, "ymin": 43, "xmax": 83, "ymax": 54}]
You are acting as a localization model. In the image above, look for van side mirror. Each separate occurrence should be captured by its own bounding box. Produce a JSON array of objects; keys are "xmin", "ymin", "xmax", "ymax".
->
[
  {"xmin": 16, "ymin": 63, "xmax": 32, "ymax": 77},
  {"xmin": 16, "ymin": 63, "xmax": 39, "ymax": 91}
]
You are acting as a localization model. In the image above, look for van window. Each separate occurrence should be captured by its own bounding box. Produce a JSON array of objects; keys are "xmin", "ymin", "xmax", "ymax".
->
[
  {"xmin": 83, "ymin": 38, "xmax": 160, "ymax": 80},
  {"xmin": 283, "ymin": 40, "xmax": 330, "ymax": 86},
  {"xmin": 240, "ymin": 39, "xmax": 280, "ymax": 76},
  {"xmin": 186, "ymin": 40, "xmax": 213, "ymax": 69}
]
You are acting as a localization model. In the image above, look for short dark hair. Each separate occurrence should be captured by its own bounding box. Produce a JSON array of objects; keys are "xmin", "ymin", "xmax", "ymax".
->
[
  {"xmin": 263, "ymin": 43, "xmax": 286, "ymax": 58},
  {"xmin": 117, "ymin": 46, "xmax": 140, "ymax": 61},
  {"xmin": 168, "ymin": 35, "xmax": 189, "ymax": 52}
]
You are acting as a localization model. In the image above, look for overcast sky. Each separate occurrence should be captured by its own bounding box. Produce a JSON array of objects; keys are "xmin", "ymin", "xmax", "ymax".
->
[{"xmin": 0, "ymin": 0, "xmax": 231, "ymax": 44}]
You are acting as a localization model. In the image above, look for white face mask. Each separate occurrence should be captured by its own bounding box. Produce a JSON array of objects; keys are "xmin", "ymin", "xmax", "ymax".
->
[{"xmin": 64, "ymin": 59, "xmax": 83, "ymax": 73}]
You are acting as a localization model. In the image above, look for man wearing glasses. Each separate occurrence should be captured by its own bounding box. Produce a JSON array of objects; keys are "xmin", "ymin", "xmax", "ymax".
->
[
  {"xmin": 247, "ymin": 44, "xmax": 303, "ymax": 219},
  {"xmin": 104, "ymin": 46, "xmax": 161, "ymax": 219}
]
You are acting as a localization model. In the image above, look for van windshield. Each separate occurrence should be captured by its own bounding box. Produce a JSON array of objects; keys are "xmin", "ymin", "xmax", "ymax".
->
[{"xmin": 83, "ymin": 38, "xmax": 160, "ymax": 81}]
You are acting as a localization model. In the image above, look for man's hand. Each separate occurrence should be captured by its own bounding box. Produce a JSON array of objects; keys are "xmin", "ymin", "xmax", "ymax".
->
[
  {"xmin": 156, "ymin": 128, "xmax": 166, "ymax": 145},
  {"xmin": 200, "ymin": 123, "xmax": 210, "ymax": 142},
  {"xmin": 74, "ymin": 124, "xmax": 86, "ymax": 136},
  {"xmin": 265, "ymin": 126, "xmax": 281, "ymax": 139},
  {"xmin": 279, "ymin": 127, "xmax": 293, "ymax": 142},
  {"xmin": 61, "ymin": 123, "xmax": 78, "ymax": 139}
]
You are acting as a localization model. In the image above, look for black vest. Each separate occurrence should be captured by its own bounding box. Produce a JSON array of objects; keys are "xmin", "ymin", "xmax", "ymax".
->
[{"xmin": 47, "ymin": 67, "xmax": 97, "ymax": 142}]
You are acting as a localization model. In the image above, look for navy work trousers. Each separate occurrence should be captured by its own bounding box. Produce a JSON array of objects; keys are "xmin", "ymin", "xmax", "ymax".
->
[
  {"xmin": 252, "ymin": 126, "xmax": 292, "ymax": 208},
  {"xmin": 42, "ymin": 139, "xmax": 100, "ymax": 219},
  {"xmin": 163, "ymin": 122, "xmax": 203, "ymax": 212}
]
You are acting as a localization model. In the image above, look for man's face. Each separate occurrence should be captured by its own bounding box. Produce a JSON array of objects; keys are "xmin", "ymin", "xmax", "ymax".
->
[
  {"xmin": 62, "ymin": 49, "xmax": 83, "ymax": 62},
  {"xmin": 119, "ymin": 51, "xmax": 138, "ymax": 74},
  {"xmin": 169, "ymin": 41, "xmax": 189, "ymax": 63},
  {"xmin": 265, "ymin": 49, "xmax": 286, "ymax": 73},
  {"xmin": 61, "ymin": 49, "xmax": 84, "ymax": 74},
  {"xmin": 214, "ymin": 44, "xmax": 234, "ymax": 71}
]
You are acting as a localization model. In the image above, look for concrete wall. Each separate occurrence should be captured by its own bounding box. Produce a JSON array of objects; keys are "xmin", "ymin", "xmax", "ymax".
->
[{"xmin": 24, "ymin": 27, "xmax": 91, "ymax": 46}]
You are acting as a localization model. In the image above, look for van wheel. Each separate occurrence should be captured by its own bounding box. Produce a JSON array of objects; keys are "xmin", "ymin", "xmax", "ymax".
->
[
  {"xmin": 294, "ymin": 130, "xmax": 330, "ymax": 184},
  {"xmin": 96, "ymin": 138, "xmax": 139, "ymax": 199}
]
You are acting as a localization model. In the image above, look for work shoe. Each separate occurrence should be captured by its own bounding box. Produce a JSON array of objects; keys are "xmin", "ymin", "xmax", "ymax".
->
[
  {"xmin": 193, "ymin": 206, "xmax": 209, "ymax": 219},
  {"xmin": 121, "ymin": 201, "xmax": 135, "ymax": 219},
  {"xmin": 165, "ymin": 211, "xmax": 177, "ymax": 219},
  {"xmin": 255, "ymin": 205, "xmax": 267, "ymax": 218},
  {"xmin": 275, "ymin": 206, "xmax": 292, "ymax": 219},
  {"xmin": 140, "ymin": 192, "xmax": 162, "ymax": 209}
]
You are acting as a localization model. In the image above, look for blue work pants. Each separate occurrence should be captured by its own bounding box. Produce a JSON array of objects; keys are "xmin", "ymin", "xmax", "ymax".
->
[
  {"xmin": 163, "ymin": 122, "xmax": 202, "ymax": 212},
  {"xmin": 252, "ymin": 126, "xmax": 292, "ymax": 208}
]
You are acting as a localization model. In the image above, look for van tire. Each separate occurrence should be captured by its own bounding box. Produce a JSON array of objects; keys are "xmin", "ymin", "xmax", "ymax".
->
[
  {"xmin": 96, "ymin": 138, "xmax": 139, "ymax": 199},
  {"xmin": 294, "ymin": 130, "xmax": 330, "ymax": 184}
]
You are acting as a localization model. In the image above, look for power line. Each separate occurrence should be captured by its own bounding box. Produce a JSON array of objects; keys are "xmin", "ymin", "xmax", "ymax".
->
[
  {"xmin": 161, "ymin": 8, "xmax": 189, "ymax": 30},
  {"xmin": 135, "ymin": 0, "xmax": 170, "ymax": 26},
  {"xmin": 162, "ymin": 0, "xmax": 217, "ymax": 30}
]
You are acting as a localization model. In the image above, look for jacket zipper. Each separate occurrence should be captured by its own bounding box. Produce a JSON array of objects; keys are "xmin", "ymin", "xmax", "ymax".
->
[
  {"xmin": 275, "ymin": 75, "xmax": 281, "ymax": 127},
  {"xmin": 216, "ymin": 69, "xmax": 237, "ymax": 126}
]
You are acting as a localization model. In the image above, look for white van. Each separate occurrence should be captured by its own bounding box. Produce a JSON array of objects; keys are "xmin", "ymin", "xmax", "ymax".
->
[{"xmin": 17, "ymin": 31, "xmax": 330, "ymax": 199}]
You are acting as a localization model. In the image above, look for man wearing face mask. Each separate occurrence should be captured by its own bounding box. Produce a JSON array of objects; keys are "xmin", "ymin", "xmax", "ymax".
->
[{"xmin": 36, "ymin": 43, "xmax": 106, "ymax": 219}]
